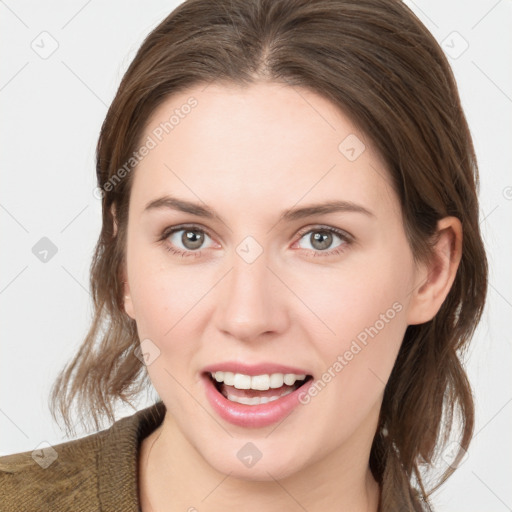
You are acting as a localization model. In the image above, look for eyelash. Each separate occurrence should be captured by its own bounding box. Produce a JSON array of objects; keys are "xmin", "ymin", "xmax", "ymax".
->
[{"xmin": 158, "ymin": 224, "xmax": 353, "ymax": 259}]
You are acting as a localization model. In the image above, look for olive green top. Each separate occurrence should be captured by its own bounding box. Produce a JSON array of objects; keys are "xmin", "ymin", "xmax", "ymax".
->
[{"xmin": 0, "ymin": 401, "xmax": 166, "ymax": 512}]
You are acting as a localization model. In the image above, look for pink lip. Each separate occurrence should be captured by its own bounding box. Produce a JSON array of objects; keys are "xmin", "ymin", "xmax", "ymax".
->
[
  {"xmin": 201, "ymin": 372, "xmax": 313, "ymax": 429},
  {"xmin": 202, "ymin": 361, "xmax": 311, "ymax": 377}
]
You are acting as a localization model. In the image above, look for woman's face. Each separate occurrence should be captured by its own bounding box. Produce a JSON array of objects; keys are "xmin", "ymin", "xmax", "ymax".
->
[{"xmin": 123, "ymin": 81, "xmax": 424, "ymax": 479}]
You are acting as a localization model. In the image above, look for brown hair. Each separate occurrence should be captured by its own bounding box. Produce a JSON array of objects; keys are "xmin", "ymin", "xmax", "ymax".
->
[{"xmin": 50, "ymin": 0, "xmax": 488, "ymax": 509}]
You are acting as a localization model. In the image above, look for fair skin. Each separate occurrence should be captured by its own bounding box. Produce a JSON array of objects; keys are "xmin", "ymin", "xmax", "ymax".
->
[{"xmin": 120, "ymin": 81, "xmax": 462, "ymax": 511}]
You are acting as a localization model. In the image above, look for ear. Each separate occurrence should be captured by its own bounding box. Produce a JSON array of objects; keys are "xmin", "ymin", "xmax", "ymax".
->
[
  {"xmin": 111, "ymin": 203, "xmax": 118, "ymax": 237},
  {"xmin": 406, "ymin": 216, "xmax": 463, "ymax": 325},
  {"xmin": 121, "ymin": 264, "xmax": 136, "ymax": 320},
  {"xmin": 112, "ymin": 203, "xmax": 136, "ymax": 320}
]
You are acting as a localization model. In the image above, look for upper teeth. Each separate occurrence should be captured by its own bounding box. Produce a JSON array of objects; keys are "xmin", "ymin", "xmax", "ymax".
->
[{"xmin": 211, "ymin": 371, "xmax": 306, "ymax": 390}]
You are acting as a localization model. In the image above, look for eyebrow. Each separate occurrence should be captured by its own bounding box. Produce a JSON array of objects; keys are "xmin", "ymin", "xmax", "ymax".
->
[{"xmin": 143, "ymin": 195, "xmax": 375, "ymax": 223}]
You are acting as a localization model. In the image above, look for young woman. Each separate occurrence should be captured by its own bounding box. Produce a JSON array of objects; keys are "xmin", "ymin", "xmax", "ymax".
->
[{"xmin": 0, "ymin": 0, "xmax": 488, "ymax": 510}]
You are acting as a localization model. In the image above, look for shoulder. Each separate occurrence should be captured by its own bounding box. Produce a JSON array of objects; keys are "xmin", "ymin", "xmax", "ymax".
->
[
  {"xmin": 0, "ymin": 427, "xmax": 102, "ymax": 511},
  {"xmin": 0, "ymin": 401, "xmax": 166, "ymax": 512}
]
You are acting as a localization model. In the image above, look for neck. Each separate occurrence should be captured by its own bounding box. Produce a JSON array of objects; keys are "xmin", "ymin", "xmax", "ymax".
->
[{"xmin": 139, "ymin": 414, "xmax": 381, "ymax": 512}]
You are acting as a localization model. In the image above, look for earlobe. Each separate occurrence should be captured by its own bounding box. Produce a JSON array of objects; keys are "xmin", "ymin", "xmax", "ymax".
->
[
  {"xmin": 122, "ymin": 277, "xmax": 136, "ymax": 319},
  {"xmin": 406, "ymin": 217, "xmax": 462, "ymax": 325},
  {"xmin": 120, "ymin": 257, "xmax": 135, "ymax": 319}
]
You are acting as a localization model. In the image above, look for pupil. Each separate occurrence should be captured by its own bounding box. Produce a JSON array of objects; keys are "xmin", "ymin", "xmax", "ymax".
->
[
  {"xmin": 312, "ymin": 231, "xmax": 332, "ymax": 250},
  {"xmin": 183, "ymin": 230, "xmax": 204, "ymax": 250}
]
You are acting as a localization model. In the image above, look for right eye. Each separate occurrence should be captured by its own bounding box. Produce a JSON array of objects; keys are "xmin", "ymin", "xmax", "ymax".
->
[{"xmin": 160, "ymin": 224, "xmax": 216, "ymax": 256}]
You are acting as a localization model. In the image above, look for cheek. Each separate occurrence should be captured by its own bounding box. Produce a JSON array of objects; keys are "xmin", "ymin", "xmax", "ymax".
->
[
  {"xmin": 127, "ymin": 235, "xmax": 208, "ymax": 339},
  {"xmin": 294, "ymin": 248, "xmax": 412, "ymax": 342},
  {"xmin": 295, "ymin": 247, "xmax": 413, "ymax": 401},
  {"xmin": 127, "ymin": 253, "xmax": 210, "ymax": 410}
]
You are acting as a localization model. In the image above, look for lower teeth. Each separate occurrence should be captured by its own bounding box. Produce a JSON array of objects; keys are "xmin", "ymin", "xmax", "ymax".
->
[{"xmin": 224, "ymin": 388, "xmax": 294, "ymax": 405}]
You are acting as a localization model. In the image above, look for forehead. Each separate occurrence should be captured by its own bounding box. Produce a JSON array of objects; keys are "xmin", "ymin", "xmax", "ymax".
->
[{"xmin": 131, "ymin": 82, "xmax": 396, "ymax": 220}]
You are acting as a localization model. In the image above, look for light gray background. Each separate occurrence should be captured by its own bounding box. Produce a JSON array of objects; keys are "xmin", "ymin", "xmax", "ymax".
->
[{"xmin": 1, "ymin": 1, "xmax": 511, "ymax": 510}]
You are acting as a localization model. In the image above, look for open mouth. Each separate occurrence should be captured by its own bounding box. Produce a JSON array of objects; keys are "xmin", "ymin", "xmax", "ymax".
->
[{"xmin": 207, "ymin": 371, "xmax": 314, "ymax": 406}]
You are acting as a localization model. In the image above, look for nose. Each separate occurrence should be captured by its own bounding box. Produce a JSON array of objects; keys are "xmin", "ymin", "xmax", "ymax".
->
[{"xmin": 214, "ymin": 249, "xmax": 289, "ymax": 343}]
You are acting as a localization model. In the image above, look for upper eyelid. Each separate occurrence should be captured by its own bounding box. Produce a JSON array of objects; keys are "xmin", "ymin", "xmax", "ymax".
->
[
  {"xmin": 162, "ymin": 223, "xmax": 216, "ymax": 244},
  {"xmin": 296, "ymin": 224, "xmax": 352, "ymax": 240}
]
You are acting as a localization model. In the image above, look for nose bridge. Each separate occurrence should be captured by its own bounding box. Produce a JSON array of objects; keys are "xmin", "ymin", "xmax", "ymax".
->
[{"xmin": 215, "ymin": 238, "xmax": 286, "ymax": 341}]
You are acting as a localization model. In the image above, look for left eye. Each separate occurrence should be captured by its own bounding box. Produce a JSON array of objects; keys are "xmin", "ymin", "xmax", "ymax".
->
[{"xmin": 296, "ymin": 227, "xmax": 349, "ymax": 252}]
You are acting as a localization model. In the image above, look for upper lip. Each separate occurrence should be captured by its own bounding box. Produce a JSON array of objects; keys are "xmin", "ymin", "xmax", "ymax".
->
[{"xmin": 202, "ymin": 361, "xmax": 312, "ymax": 377}]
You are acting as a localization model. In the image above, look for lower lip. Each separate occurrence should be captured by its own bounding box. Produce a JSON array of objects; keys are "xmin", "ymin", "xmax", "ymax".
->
[{"xmin": 202, "ymin": 374, "xmax": 313, "ymax": 428}]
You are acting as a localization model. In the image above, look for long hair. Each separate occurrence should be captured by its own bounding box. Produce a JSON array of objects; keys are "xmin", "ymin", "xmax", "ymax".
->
[{"xmin": 49, "ymin": 1, "xmax": 488, "ymax": 509}]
